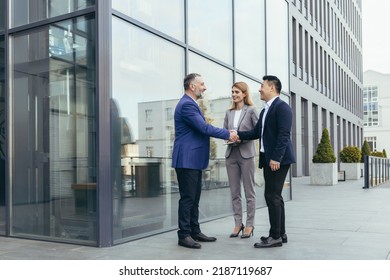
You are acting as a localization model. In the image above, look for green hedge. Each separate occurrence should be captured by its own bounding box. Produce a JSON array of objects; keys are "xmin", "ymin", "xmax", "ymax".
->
[{"xmin": 339, "ymin": 146, "xmax": 361, "ymax": 163}]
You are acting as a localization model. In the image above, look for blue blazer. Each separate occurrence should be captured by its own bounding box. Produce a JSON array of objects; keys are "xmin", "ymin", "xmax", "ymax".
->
[
  {"xmin": 172, "ymin": 94, "xmax": 230, "ymax": 170},
  {"xmin": 238, "ymin": 97, "xmax": 296, "ymax": 168}
]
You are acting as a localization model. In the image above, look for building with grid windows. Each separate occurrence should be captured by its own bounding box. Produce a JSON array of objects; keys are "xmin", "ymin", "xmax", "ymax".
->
[
  {"xmin": 363, "ymin": 70, "xmax": 390, "ymax": 154},
  {"xmin": 0, "ymin": 0, "xmax": 362, "ymax": 247},
  {"xmin": 289, "ymin": 0, "xmax": 363, "ymax": 176}
]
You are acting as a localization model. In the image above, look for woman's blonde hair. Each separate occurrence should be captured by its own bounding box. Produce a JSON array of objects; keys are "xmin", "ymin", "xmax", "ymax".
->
[{"xmin": 229, "ymin": 81, "xmax": 255, "ymax": 110}]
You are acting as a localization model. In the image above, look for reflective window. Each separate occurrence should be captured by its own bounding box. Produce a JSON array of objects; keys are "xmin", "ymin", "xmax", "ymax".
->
[
  {"xmin": 266, "ymin": 0, "xmax": 289, "ymax": 93},
  {"xmin": 10, "ymin": 0, "xmax": 95, "ymax": 28},
  {"xmin": 0, "ymin": 0, "xmax": 4, "ymax": 30},
  {"xmin": 0, "ymin": 35, "xmax": 4, "ymax": 234},
  {"xmin": 112, "ymin": 0, "xmax": 184, "ymax": 41},
  {"xmin": 10, "ymin": 16, "xmax": 96, "ymax": 244},
  {"xmin": 112, "ymin": 16, "xmax": 184, "ymax": 242},
  {"xmin": 235, "ymin": 0, "xmax": 266, "ymax": 78},
  {"xmin": 188, "ymin": 0, "xmax": 233, "ymax": 64}
]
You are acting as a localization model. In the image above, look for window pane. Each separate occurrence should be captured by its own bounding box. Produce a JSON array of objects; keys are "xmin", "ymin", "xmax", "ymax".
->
[
  {"xmin": 112, "ymin": 17, "xmax": 184, "ymax": 242},
  {"xmin": 10, "ymin": 0, "xmax": 95, "ymax": 28},
  {"xmin": 235, "ymin": 0, "xmax": 265, "ymax": 78},
  {"xmin": 188, "ymin": 0, "xmax": 233, "ymax": 64},
  {"xmin": 10, "ymin": 16, "xmax": 96, "ymax": 244},
  {"xmin": 0, "ymin": 0, "xmax": 4, "ymax": 30},
  {"xmin": 112, "ymin": 0, "xmax": 184, "ymax": 41},
  {"xmin": 266, "ymin": 0, "xmax": 289, "ymax": 92},
  {"xmin": 0, "ymin": 35, "xmax": 4, "ymax": 234}
]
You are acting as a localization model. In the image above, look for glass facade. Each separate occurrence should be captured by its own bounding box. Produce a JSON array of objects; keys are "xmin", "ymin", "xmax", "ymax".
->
[
  {"xmin": 0, "ymin": 35, "xmax": 4, "ymax": 234},
  {"xmin": 235, "ymin": 0, "xmax": 266, "ymax": 79},
  {"xmin": 10, "ymin": 15, "xmax": 96, "ymax": 244},
  {"xmin": 10, "ymin": 0, "xmax": 95, "ymax": 28},
  {"xmin": 111, "ymin": 0, "xmax": 291, "ymax": 244},
  {"xmin": 112, "ymin": 0, "xmax": 185, "ymax": 41},
  {"xmin": 0, "ymin": 0, "xmax": 291, "ymax": 246}
]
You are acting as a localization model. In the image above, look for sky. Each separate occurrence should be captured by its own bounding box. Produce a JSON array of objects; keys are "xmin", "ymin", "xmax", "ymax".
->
[{"xmin": 362, "ymin": 0, "xmax": 390, "ymax": 73}]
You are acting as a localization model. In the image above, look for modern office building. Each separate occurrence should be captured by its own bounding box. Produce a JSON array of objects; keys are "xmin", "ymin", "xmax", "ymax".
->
[
  {"xmin": 363, "ymin": 70, "xmax": 390, "ymax": 154},
  {"xmin": 0, "ymin": 0, "xmax": 362, "ymax": 248},
  {"xmin": 290, "ymin": 0, "xmax": 363, "ymax": 176}
]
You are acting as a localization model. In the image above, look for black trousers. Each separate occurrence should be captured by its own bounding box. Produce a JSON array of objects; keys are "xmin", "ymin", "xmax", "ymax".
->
[
  {"xmin": 260, "ymin": 153, "xmax": 290, "ymax": 239},
  {"xmin": 175, "ymin": 168, "xmax": 203, "ymax": 240}
]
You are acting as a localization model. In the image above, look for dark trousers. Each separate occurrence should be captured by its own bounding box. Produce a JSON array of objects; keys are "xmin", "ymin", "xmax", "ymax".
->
[
  {"xmin": 175, "ymin": 168, "xmax": 202, "ymax": 240},
  {"xmin": 260, "ymin": 154, "xmax": 290, "ymax": 239}
]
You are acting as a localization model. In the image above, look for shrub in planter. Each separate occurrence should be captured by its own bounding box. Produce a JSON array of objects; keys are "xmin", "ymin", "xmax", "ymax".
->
[
  {"xmin": 311, "ymin": 128, "xmax": 337, "ymax": 185},
  {"xmin": 339, "ymin": 146, "xmax": 361, "ymax": 163},
  {"xmin": 371, "ymin": 150, "xmax": 384, "ymax": 157},
  {"xmin": 340, "ymin": 146, "xmax": 361, "ymax": 180},
  {"xmin": 312, "ymin": 128, "xmax": 336, "ymax": 163}
]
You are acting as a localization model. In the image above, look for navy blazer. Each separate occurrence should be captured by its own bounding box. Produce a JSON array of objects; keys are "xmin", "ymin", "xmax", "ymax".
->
[
  {"xmin": 172, "ymin": 94, "xmax": 230, "ymax": 170},
  {"xmin": 238, "ymin": 97, "xmax": 296, "ymax": 168}
]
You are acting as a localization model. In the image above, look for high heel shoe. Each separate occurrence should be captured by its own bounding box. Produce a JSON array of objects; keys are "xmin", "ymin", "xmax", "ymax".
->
[
  {"xmin": 241, "ymin": 226, "xmax": 254, "ymax": 238},
  {"xmin": 229, "ymin": 224, "xmax": 244, "ymax": 238}
]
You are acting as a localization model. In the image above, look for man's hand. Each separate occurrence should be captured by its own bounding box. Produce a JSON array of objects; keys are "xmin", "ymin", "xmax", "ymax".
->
[
  {"xmin": 229, "ymin": 130, "xmax": 239, "ymax": 142},
  {"xmin": 269, "ymin": 160, "xmax": 280, "ymax": 171}
]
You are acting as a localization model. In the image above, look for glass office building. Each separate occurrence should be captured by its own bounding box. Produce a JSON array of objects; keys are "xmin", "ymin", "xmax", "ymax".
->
[{"xmin": 0, "ymin": 0, "xmax": 292, "ymax": 247}]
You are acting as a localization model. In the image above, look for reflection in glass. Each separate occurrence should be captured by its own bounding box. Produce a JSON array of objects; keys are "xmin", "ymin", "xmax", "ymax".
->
[
  {"xmin": 112, "ymin": 17, "xmax": 184, "ymax": 242},
  {"xmin": 112, "ymin": 0, "xmax": 184, "ymax": 41},
  {"xmin": 266, "ymin": 0, "xmax": 289, "ymax": 92},
  {"xmin": 10, "ymin": 16, "xmax": 96, "ymax": 244},
  {"xmin": 10, "ymin": 0, "xmax": 95, "ymax": 28},
  {"xmin": 235, "ymin": 0, "xmax": 266, "ymax": 78},
  {"xmin": 188, "ymin": 0, "xmax": 233, "ymax": 64},
  {"xmin": 0, "ymin": 36, "xmax": 4, "ymax": 234},
  {"xmin": 0, "ymin": 0, "xmax": 4, "ymax": 30}
]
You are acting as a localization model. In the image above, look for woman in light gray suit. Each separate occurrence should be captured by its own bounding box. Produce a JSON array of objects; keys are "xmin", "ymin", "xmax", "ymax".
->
[{"xmin": 224, "ymin": 82, "xmax": 259, "ymax": 238}]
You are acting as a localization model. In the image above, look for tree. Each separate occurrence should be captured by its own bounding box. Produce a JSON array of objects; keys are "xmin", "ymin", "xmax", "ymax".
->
[
  {"xmin": 383, "ymin": 149, "xmax": 387, "ymax": 158},
  {"xmin": 312, "ymin": 128, "xmax": 336, "ymax": 163},
  {"xmin": 361, "ymin": 140, "xmax": 371, "ymax": 162}
]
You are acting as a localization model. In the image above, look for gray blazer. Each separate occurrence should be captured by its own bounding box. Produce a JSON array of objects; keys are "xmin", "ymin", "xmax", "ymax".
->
[{"xmin": 224, "ymin": 105, "xmax": 259, "ymax": 159}]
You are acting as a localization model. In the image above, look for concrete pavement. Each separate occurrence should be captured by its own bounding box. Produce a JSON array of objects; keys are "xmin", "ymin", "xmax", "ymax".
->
[{"xmin": 1, "ymin": 176, "xmax": 390, "ymax": 260}]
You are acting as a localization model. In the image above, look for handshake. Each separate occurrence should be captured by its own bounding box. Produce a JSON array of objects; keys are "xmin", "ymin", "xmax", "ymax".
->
[{"xmin": 228, "ymin": 130, "xmax": 240, "ymax": 143}]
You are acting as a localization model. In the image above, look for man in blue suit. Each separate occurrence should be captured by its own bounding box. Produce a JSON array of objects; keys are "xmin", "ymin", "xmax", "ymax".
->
[
  {"xmin": 172, "ymin": 73, "xmax": 237, "ymax": 249},
  {"xmin": 237, "ymin": 75, "xmax": 295, "ymax": 248}
]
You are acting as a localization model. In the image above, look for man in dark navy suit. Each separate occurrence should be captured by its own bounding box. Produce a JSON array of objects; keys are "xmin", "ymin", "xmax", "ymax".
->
[
  {"xmin": 172, "ymin": 73, "xmax": 237, "ymax": 249},
  {"xmin": 237, "ymin": 75, "xmax": 295, "ymax": 248}
]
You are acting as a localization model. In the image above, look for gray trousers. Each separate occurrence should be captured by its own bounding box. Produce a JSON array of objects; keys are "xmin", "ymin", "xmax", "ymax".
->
[{"xmin": 225, "ymin": 147, "xmax": 256, "ymax": 227}]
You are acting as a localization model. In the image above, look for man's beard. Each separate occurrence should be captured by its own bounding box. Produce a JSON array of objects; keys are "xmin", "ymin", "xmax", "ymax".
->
[{"xmin": 195, "ymin": 90, "xmax": 203, "ymax": 99}]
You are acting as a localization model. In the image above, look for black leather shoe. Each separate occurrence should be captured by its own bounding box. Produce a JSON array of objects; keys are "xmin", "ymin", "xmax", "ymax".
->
[
  {"xmin": 191, "ymin": 232, "xmax": 217, "ymax": 242},
  {"xmin": 261, "ymin": 233, "xmax": 287, "ymax": 243},
  {"xmin": 254, "ymin": 237, "xmax": 282, "ymax": 248},
  {"xmin": 178, "ymin": 236, "xmax": 201, "ymax": 249}
]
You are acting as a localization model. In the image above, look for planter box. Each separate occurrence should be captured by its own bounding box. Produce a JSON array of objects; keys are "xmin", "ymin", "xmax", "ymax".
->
[
  {"xmin": 310, "ymin": 163, "xmax": 338, "ymax": 185},
  {"xmin": 340, "ymin": 162, "xmax": 361, "ymax": 180}
]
